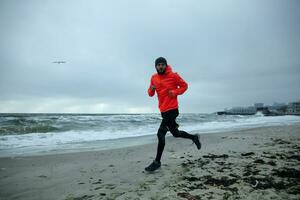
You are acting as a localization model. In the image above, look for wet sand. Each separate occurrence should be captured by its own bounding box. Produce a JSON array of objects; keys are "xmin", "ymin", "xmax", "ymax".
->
[{"xmin": 0, "ymin": 124, "xmax": 299, "ymax": 200}]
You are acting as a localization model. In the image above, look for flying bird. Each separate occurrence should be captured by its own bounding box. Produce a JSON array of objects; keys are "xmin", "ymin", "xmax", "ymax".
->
[{"xmin": 52, "ymin": 61, "xmax": 66, "ymax": 64}]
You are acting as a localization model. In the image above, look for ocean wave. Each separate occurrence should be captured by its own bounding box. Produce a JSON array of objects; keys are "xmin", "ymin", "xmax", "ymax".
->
[
  {"xmin": 0, "ymin": 125, "xmax": 60, "ymax": 135},
  {"xmin": 1, "ymin": 113, "xmax": 300, "ymax": 156}
]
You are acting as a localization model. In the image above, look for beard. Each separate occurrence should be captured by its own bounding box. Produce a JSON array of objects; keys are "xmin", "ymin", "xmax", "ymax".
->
[{"xmin": 156, "ymin": 68, "xmax": 166, "ymax": 74}]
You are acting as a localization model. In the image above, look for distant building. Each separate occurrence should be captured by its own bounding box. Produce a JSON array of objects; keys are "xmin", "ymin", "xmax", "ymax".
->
[
  {"xmin": 270, "ymin": 102, "xmax": 287, "ymax": 109},
  {"xmin": 287, "ymin": 101, "xmax": 300, "ymax": 115},
  {"xmin": 254, "ymin": 103, "xmax": 264, "ymax": 111},
  {"xmin": 267, "ymin": 102, "xmax": 287, "ymax": 115},
  {"xmin": 226, "ymin": 106, "xmax": 257, "ymax": 115},
  {"xmin": 217, "ymin": 100, "xmax": 300, "ymax": 116}
]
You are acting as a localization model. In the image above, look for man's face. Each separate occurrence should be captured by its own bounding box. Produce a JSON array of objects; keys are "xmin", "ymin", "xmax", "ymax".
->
[{"xmin": 155, "ymin": 63, "xmax": 167, "ymax": 74}]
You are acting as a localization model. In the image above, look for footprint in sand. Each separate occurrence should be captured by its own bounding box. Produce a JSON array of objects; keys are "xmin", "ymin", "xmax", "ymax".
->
[
  {"xmin": 38, "ymin": 175, "xmax": 48, "ymax": 178},
  {"xmin": 104, "ymin": 184, "xmax": 116, "ymax": 189},
  {"xmin": 92, "ymin": 179, "xmax": 102, "ymax": 184},
  {"xmin": 94, "ymin": 186, "xmax": 102, "ymax": 190}
]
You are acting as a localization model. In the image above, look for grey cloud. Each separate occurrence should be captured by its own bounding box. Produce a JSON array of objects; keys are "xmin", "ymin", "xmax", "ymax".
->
[{"xmin": 0, "ymin": 0, "xmax": 299, "ymax": 113}]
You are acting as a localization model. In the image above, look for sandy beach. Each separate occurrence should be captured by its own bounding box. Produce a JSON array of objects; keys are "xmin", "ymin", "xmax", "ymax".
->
[{"xmin": 0, "ymin": 124, "xmax": 299, "ymax": 200}]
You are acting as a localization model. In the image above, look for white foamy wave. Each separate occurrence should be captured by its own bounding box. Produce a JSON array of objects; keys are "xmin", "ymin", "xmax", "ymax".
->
[
  {"xmin": 0, "ymin": 126, "xmax": 157, "ymax": 151},
  {"xmin": 1, "ymin": 113, "xmax": 300, "ymax": 157},
  {"xmin": 184, "ymin": 115, "xmax": 300, "ymax": 133}
]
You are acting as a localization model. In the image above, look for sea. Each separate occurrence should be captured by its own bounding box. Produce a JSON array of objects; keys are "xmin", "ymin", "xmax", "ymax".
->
[{"xmin": 1, "ymin": 113, "xmax": 300, "ymax": 157}]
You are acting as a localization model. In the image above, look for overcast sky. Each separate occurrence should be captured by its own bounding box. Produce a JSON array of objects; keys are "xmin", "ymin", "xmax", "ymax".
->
[{"xmin": 0, "ymin": 0, "xmax": 299, "ymax": 113}]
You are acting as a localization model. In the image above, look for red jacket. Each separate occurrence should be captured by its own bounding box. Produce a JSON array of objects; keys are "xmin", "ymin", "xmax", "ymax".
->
[{"xmin": 148, "ymin": 65, "xmax": 188, "ymax": 113}]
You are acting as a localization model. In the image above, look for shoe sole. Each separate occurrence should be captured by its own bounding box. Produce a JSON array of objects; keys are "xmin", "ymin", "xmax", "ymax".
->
[{"xmin": 144, "ymin": 167, "xmax": 161, "ymax": 173}]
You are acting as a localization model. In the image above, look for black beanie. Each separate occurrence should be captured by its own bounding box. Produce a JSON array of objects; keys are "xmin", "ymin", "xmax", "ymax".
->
[{"xmin": 155, "ymin": 57, "xmax": 167, "ymax": 66}]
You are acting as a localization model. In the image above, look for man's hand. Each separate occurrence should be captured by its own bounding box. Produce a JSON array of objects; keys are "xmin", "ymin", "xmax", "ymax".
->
[{"xmin": 150, "ymin": 85, "xmax": 156, "ymax": 91}]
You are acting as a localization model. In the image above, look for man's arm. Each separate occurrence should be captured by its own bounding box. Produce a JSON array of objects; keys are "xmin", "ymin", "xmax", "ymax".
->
[
  {"xmin": 148, "ymin": 78, "xmax": 156, "ymax": 97},
  {"xmin": 170, "ymin": 73, "xmax": 188, "ymax": 96}
]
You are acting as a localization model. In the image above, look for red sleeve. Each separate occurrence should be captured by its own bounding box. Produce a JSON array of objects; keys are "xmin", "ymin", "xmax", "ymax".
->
[
  {"xmin": 173, "ymin": 73, "xmax": 188, "ymax": 95},
  {"xmin": 148, "ymin": 77, "xmax": 155, "ymax": 97}
]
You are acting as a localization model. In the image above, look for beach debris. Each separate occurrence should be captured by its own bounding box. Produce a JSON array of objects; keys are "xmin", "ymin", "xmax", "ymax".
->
[
  {"xmin": 203, "ymin": 154, "xmax": 229, "ymax": 159},
  {"xmin": 254, "ymin": 159, "xmax": 265, "ymax": 164},
  {"xmin": 183, "ymin": 176, "xmax": 201, "ymax": 182},
  {"xmin": 177, "ymin": 192, "xmax": 200, "ymax": 200},
  {"xmin": 251, "ymin": 180, "xmax": 259, "ymax": 188},
  {"xmin": 92, "ymin": 179, "xmax": 102, "ymax": 184},
  {"xmin": 229, "ymin": 173, "xmax": 241, "ymax": 179},
  {"xmin": 243, "ymin": 165, "xmax": 260, "ymax": 176},
  {"xmin": 241, "ymin": 152, "xmax": 255, "ymax": 156},
  {"xmin": 181, "ymin": 160, "xmax": 195, "ymax": 167},
  {"xmin": 204, "ymin": 176, "xmax": 237, "ymax": 187},
  {"xmin": 104, "ymin": 183, "xmax": 116, "ymax": 189},
  {"xmin": 184, "ymin": 175, "xmax": 237, "ymax": 187},
  {"xmin": 262, "ymin": 153, "xmax": 277, "ymax": 159},
  {"xmin": 267, "ymin": 161, "xmax": 276, "ymax": 166},
  {"xmin": 38, "ymin": 175, "xmax": 48, "ymax": 178},
  {"xmin": 173, "ymin": 130, "xmax": 300, "ymax": 199},
  {"xmin": 170, "ymin": 154, "xmax": 180, "ymax": 159},
  {"xmin": 244, "ymin": 176, "xmax": 288, "ymax": 190},
  {"xmin": 288, "ymin": 155, "xmax": 300, "ymax": 161},
  {"xmin": 243, "ymin": 171, "xmax": 251, "ymax": 177},
  {"xmin": 70, "ymin": 194, "xmax": 95, "ymax": 200},
  {"xmin": 287, "ymin": 185, "xmax": 300, "ymax": 195},
  {"xmin": 215, "ymin": 161, "xmax": 225, "ymax": 165},
  {"xmin": 271, "ymin": 138, "xmax": 291, "ymax": 144},
  {"xmin": 275, "ymin": 153, "xmax": 287, "ymax": 159},
  {"xmin": 272, "ymin": 168, "xmax": 300, "ymax": 179}
]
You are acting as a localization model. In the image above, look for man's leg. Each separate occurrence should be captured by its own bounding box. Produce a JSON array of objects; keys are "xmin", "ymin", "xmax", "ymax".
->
[
  {"xmin": 155, "ymin": 125, "xmax": 168, "ymax": 162},
  {"xmin": 168, "ymin": 115, "xmax": 202, "ymax": 150},
  {"xmin": 168, "ymin": 119, "xmax": 194, "ymax": 140},
  {"xmin": 145, "ymin": 120, "xmax": 168, "ymax": 172}
]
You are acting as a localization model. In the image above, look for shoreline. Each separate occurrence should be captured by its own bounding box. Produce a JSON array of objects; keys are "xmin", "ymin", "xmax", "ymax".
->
[
  {"xmin": 0, "ymin": 124, "xmax": 299, "ymax": 199},
  {"xmin": 1, "ymin": 124, "xmax": 299, "ymax": 158}
]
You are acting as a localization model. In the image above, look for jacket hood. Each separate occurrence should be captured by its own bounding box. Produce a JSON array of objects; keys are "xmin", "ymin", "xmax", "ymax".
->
[{"xmin": 166, "ymin": 65, "xmax": 173, "ymax": 73}]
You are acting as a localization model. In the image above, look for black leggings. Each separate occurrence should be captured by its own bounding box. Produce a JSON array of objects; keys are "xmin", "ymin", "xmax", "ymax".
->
[{"xmin": 155, "ymin": 109, "xmax": 195, "ymax": 162}]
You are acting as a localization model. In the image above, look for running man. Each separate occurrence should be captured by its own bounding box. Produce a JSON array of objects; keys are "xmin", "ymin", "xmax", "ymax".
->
[{"xmin": 145, "ymin": 57, "xmax": 201, "ymax": 172}]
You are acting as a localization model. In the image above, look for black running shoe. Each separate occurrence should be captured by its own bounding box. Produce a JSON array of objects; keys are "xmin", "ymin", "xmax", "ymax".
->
[
  {"xmin": 145, "ymin": 160, "xmax": 161, "ymax": 172},
  {"xmin": 193, "ymin": 134, "xmax": 201, "ymax": 150}
]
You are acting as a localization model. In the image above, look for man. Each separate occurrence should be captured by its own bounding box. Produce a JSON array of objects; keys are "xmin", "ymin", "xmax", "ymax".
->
[{"xmin": 145, "ymin": 57, "xmax": 201, "ymax": 172}]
